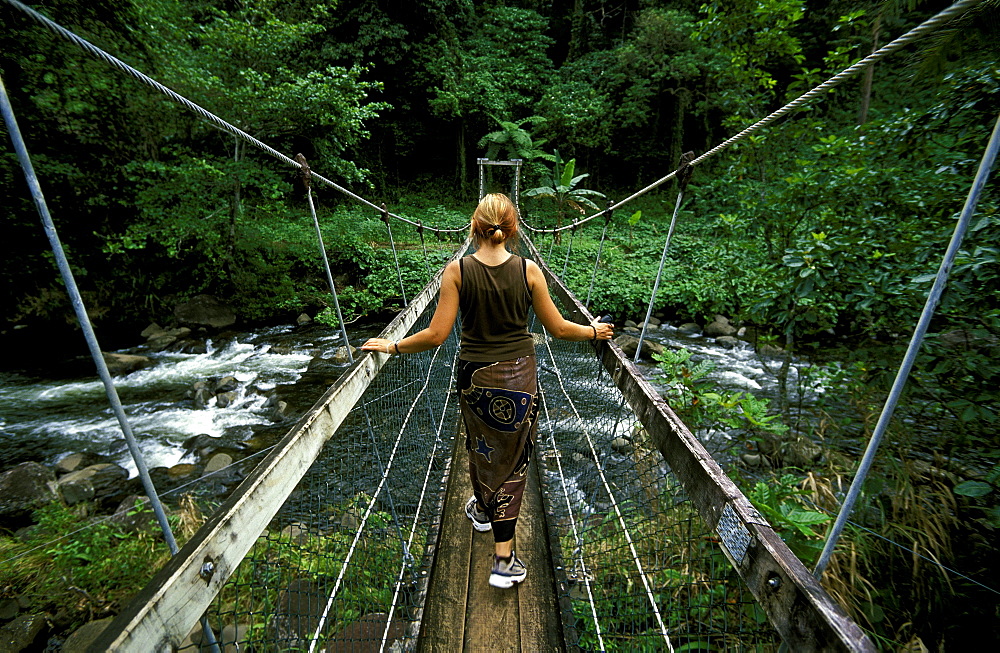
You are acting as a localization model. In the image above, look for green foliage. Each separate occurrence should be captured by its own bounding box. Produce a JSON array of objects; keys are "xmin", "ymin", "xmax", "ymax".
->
[
  {"xmin": 0, "ymin": 501, "xmax": 169, "ymax": 628},
  {"xmin": 653, "ymin": 348, "xmax": 788, "ymax": 445},
  {"xmin": 525, "ymin": 155, "xmax": 605, "ymax": 233},
  {"xmin": 745, "ymin": 474, "xmax": 830, "ymax": 565},
  {"xmin": 216, "ymin": 494, "xmax": 420, "ymax": 645}
]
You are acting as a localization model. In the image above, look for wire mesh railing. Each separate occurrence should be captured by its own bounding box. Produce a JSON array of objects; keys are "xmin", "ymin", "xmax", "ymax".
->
[
  {"xmin": 534, "ymin": 331, "xmax": 775, "ymax": 651},
  {"xmin": 195, "ymin": 308, "xmax": 460, "ymax": 651}
]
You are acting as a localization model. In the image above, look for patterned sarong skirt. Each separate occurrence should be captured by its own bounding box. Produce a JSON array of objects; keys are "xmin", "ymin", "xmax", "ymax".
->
[{"xmin": 458, "ymin": 355, "xmax": 539, "ymax": 541}]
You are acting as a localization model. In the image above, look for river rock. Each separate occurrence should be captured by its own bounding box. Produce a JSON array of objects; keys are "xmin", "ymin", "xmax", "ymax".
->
[
  {"xmin": 174, "ymin": 294, "xmax": 236, "ymax": 329},
  {"xmin": 610, "ymin": 437, "xmax": 630, "ymax": 454},
  {"xmin": 758, "ymin": 343, "xmax": 785, "ymax": 357},
  {"xmin": 0, "ymin": 613, "xmax": 47, "ymax": 652},
  {"xmin": 332, "ymin": 346, "xmax": 357, "ymax": 365},
  {"xmin": 149, "ymin": 464, "xmax": 203, "ymax": 495},
  {"xmin": 102, "ymin": 352, "xmax": 154, "ymax": 375},
  {"xmin": 645, "ymin": 316, "xmax": 661, "ymax": 327},
  {"xmin": 623, "ymin": 326, "xmax": 640, "ymax": 334},
  {"xmin": 108, "ymin": 496, "xmax": 155, "ymax": 535},
  {"xmin": 220, "ymin": 624, "xmax": 251, "ymax": 653},
  {"xmin": 140, "ymin": 322, "xmax": 164, "ymax": 339},
  {"xmin": 214, "ymin": 375, "xmax": 239, "ymax": 394},
  {"xmin": 0, "ymin": 598, "xmax": 19, "ymax": 621},
  {"xmin": 60, "ymin": 616, "xmax": 115, "ymax": 652},
  {"xmin": 54, "ymin": 452, "xmax": 110, "ymax": 476},
  {"xmin": 296, "ymin": 313, "xmax": 312, "ymax": 325},
  {"xmin": 271, "ymin": 578, "xmax": 325, "ymax": 648},
  {"xmin": 204, "ymin": 453, "xmax": 233, "ymax": 475},
  {"xmin": 271, "ymin": 400, "xmax": 290, "ymax": 421},
  {"xmin": 624, "ymin": 319, "xmax": 638, "ymax": 328},
  {"xmin": 0, "ymin": 463, "xmax": 58, "ymax": 528},
  {"xmin": 677, "ymin": 323, "xmax": 701, "ymax": 336},
  {"xmin": 614, "ymin": 335, "xmax": 665, "ymax": 361},
  {"xmin": 57, "ymin": 473, "xmax": 95, "ymax": 506},
  {"xmin": 704, "ymin": 315, "xmax": 737, "ymax": 337},
  {"xmin": 61, "ymin": 463, "xmax": 129, "ymax": 511},
  {"xmin": 327, "ymin": 613, "xmax": 405, "ymax": 652},
  {"xmin": 193, "ymin": 387, "xmax": 214, "ymax": 409},
  {"xmin": 715, "ymin": 336, "xmax": 739, "ymax": 349},
  {"xmin": 216, "ymin": 391, "xmax": 237, "ymax": 408},
  {"xmin": 782, "ymin": 438, "xmax": 824, "ymax": 467},
  {"xmin": 183, "ymin": 434, "xmax": 229, "ymax": 460},
  {"xmin": 147, "ymin": 335, "xmax": 177, "ymax": 352}
]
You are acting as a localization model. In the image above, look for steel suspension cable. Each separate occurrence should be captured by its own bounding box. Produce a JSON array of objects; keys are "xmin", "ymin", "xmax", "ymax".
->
[
  {"xmin": 0, "ymin": 70, "xmax": 223, "ymax": 653},
  {"xmin": 520, "ymin": 0, "xmax": 987, "ymax": 235},
  {"xmin": 1, "ymin": 0, "xmax": 466, "ymax": 235},
  {"xmin": 635, "ymin": 154, "xmax": 693, "ymax": 363},
  {"xmin": 381, "ymin": 204, "xmax": 409, "ymax": 306},
  {"xmin": 585, "ymin": 201, "xmax": 613, "ymax": 309},
  {"xmin": 813, "ymin": 110, "xmax": 1000, "ymax": 579}
]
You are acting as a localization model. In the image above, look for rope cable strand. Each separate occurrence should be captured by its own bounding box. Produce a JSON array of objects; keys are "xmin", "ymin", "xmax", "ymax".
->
[
  {"xmin": 519, "ymin": 0, "xmax": 988, "ymax": 235},
  {"xmin": 1, "ymin": 0, "xmax": 466, "ymax": 235}
]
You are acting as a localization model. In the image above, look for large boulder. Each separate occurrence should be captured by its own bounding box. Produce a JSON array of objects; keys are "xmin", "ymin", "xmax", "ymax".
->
[
  {"xmin": 59, "ymin": 463, "xmax": 130, "ymax": 511},
  {"xmin": 677, "ymin": 323, "xmax": 701, "ymax": 336},
  {"xmin": 327, "ymin": 613, "xmax": 405, "ymax": 652},
  {"xmin": 60, "ymin": 617, "xmax": 114, "ymax": 653},
  {"xmin": 614, "ymin": 335, "xmax": 665, "ymax": 361},
  {"xmin": 704, "ymin": 315, "xmax": 737, "ymax": 337},
  {"xmin": 0, "ymin": 463, "xmax": 58, "ymax": 528},
  {"xmin": 271, "ymin": 579, "xmax": 325, "ymax": 649},
  {"xmin": 174, "ymin": 295, "xmax": 236, "ymax": 329},
  {"xmin": 0, "ymin": 613, "xmax": 47, "ymax": 652},
  {"xmin": 54, "ymin": 452, "xmax": 111, "ymax": 476},
  {"xmin": 102, "ymin": 352, "xmax": 154, "ymax": 375}
]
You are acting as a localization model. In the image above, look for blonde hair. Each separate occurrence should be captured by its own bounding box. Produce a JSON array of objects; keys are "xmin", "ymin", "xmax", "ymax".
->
[{"xmin": 470, "ymin": 193, "xmax": 519, "ymax": 246}]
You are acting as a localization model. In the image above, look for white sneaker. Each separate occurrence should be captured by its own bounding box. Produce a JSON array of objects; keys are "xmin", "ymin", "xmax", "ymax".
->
[
  {"xmin": 465, "ymin": 496, "xmax": 491, "ymax": 532},
  {"xmin": 489, "ymin": 552, "xmax": 527, "ymax": 588}
]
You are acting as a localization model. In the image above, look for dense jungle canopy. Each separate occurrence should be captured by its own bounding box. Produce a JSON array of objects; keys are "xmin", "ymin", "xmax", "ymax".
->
[{"xmin": 1, "ymin": 0, "xmax": 997, "ymax": 365}]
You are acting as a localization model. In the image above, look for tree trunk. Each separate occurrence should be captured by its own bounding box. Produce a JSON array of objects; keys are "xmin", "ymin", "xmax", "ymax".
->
[
  {"xmin": 567, "ymin": 0, "xmax": 586, "ymax": 61},
  {"xmin": 227, "ymin": 136, "xmax": 243, "ymax": 282},
  {"xmin": 858, "ymin": 17, "xmax": 881, "ymax": 126},
  {"xmin": 669, "ymin": 88, "xmax": 691, "ymax": 176},
  {"xmin": 458, "ymin": 120, "xmax": 468, "ymax": 192}
]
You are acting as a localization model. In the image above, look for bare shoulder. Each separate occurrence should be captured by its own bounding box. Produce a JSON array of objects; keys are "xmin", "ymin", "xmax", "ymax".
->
[
  {"xmin": 524, "ymin": 258, "xmax": 545, "ymax": 291},
  {"xmin": 441, "ymin": 261, "xmax": 462, "ymax": 287}
]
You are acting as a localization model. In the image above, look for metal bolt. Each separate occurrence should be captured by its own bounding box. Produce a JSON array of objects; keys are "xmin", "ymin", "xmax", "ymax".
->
[
  {"xmin": 200, "ymin": 560, "xmax": 215, "ymax": 582},
  {"xmin": 767, "ymin": 576, "xmax": 781, "ymax": 590}
]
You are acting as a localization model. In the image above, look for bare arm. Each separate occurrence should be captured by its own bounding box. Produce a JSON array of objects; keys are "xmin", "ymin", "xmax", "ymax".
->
[
  {"xmin": 360, "ymin": 260, "xmax": 461, "ymax": 354},
  {"xmin": 526, "ymin": 260, "xmax": 613, "ymax": 341}
]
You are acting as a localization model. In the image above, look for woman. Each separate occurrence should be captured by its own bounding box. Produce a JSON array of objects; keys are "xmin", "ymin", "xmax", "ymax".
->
[{"xmin": 361, "ymin": 193, "xmax": 613, "ymax": 589}]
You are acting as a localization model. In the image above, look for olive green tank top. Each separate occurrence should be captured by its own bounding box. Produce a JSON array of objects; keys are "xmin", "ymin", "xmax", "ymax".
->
[{"xmin": 458, "ymin": 254, "xmax": 535, "ymax": 362}]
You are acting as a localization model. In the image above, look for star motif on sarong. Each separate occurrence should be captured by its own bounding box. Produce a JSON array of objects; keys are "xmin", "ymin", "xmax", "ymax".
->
[{"xmin": 474, "ymin": 435, "xmax": 494, "ymax": 463}]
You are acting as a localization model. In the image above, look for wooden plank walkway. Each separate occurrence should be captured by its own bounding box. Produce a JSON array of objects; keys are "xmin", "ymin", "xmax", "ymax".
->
[{"xmin": 418, "ymin": 430, "xmax": 564, "ymax": 652}]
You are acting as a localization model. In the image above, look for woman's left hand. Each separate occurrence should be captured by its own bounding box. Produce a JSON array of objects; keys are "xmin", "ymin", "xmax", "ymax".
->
[
  {"xmin": 591, "ymin": 319, "xmax": 614, "ymax": 340},
  {"xmin": 361, "ymin": 338, "xmax": 395, "ymax": 354}
]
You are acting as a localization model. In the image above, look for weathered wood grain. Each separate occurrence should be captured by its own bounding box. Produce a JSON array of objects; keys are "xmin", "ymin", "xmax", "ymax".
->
[{"xmin": 418, "ymin": 434, "xmax": 473, "ymax": 653}]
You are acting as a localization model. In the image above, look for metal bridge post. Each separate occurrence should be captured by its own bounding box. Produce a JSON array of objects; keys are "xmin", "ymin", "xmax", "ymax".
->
[
  {"xmin": 813, "ymin": 111, "xmax": 1000, "ymax": 579},
  {"xmin": 1, "ymin": 72, "xmax": 221, "ymax": 653}
]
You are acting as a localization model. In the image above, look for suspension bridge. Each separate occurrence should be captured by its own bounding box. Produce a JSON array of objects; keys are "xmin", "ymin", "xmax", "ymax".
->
[{"xmin": 2, "ymin": 0, "xmax": 997, "ymax": 651}]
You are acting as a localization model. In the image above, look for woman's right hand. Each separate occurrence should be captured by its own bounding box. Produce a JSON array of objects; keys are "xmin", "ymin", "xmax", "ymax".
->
[{"xmin": 591, "ymin": 318, "xmax": 614, "ymax": 341}]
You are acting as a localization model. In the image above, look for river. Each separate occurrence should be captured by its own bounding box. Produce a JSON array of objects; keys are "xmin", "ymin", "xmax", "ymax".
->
[{"xmin": 0, "ymin": 320, "xmax": 828, "ymax": 479}]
